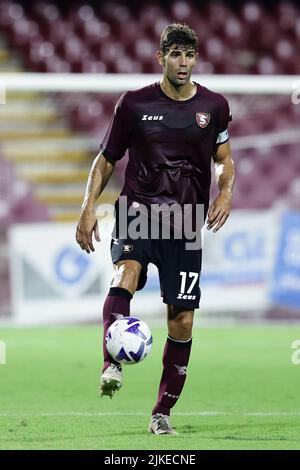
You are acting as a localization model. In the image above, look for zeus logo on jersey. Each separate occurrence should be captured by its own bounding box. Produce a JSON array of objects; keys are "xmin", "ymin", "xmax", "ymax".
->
[{"xmin": 142, "ymin": 114, "xmax": 164, "ymax": 120}]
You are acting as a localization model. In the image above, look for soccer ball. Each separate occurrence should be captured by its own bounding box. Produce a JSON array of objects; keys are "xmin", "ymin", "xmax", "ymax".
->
[{"xmin": 106, "ymin": 317, "xmax": 152, "ymax": 365}]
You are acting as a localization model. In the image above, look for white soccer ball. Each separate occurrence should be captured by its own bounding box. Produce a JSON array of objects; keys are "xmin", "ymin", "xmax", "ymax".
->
[{"xmin": 106, "ymin": 317, "xmax": 153, "ymax": 365}]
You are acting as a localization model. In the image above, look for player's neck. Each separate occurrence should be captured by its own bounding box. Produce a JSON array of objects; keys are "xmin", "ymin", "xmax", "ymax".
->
[{"xmin": 160, "ymin": 77, "xmax": 197, "ymax": 101}]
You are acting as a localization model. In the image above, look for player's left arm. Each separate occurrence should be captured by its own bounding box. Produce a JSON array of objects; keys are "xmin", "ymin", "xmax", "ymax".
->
[{"xmin": 207, "ymin": 141, "xmax": 235, "ymax": 232}]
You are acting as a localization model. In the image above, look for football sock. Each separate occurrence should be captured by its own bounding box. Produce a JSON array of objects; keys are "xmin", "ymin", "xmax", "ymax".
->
[
  {"xmin": 152, "ymin": 336, "xmax": 192, "ymax": 416},
  {"xmin": 102, "ymin": 287, "xmax": 132, "ymax": 371}
]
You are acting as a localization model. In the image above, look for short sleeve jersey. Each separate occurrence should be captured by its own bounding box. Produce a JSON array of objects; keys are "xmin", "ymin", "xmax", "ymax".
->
[{"xmin": 100, "ymin": 82, "xmax": 231, "ymax": 216}]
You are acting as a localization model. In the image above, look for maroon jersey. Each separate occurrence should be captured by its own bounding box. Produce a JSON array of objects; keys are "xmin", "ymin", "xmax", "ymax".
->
[{"xmin": 100, "ymin": 82, "xmax": 231, "ymax": 216}]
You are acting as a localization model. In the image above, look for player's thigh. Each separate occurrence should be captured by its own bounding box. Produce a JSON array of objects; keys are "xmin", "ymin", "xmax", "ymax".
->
[
  {"xmin": 111, "ymin": 259, "xmax": 142, "ymax": 294},
  {"xmin": 110, "ymin": 234, "xmax": 151, "ymax": 291}
]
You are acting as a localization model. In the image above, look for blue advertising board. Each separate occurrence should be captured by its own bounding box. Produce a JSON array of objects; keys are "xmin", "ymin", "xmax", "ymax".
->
[{"xmin": 271, "ymin": 211, "xmax": 300, "ymax": 310}]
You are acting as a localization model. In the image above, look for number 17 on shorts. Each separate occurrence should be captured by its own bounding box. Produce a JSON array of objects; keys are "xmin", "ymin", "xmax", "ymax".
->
[{"xmin": 177, "ymin": 271, "xmax": 199, "ymax": 301}]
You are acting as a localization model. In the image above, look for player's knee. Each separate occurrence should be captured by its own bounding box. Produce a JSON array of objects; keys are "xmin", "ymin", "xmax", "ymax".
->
[
  {"xmin": 178, "ymin": 315, "xmax": 193, "ymax": 336},
  {"xmin": 169, "ymin": 310, "xmax": 194, "ymax": 340},
  {"xmin": 113, "ymin": 263, "xmax": 141, "ymax": 293},
  {"xmin": 121, "ymin": 266, "xmax": 139, "ymax": 289}
]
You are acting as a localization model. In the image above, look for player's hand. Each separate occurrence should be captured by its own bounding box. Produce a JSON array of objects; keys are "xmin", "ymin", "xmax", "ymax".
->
[
  {"xmin": 207, "ymin": 191, "xmax": 232, "ymax": 233},
  {"xmin": 76, "ymin": 209, "xmax": 100, "ymax": 254}
]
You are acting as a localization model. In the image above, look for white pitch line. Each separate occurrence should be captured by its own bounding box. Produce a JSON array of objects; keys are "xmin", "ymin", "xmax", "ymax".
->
[{"xmin": 0, "ymin": 411, "xmax": 300, "ymax": 417}]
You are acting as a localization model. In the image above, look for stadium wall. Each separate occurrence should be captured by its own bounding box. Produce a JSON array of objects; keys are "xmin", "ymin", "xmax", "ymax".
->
[{"xmin": 7, "ymin": 207, "xmax": 300, "ymax": 325}]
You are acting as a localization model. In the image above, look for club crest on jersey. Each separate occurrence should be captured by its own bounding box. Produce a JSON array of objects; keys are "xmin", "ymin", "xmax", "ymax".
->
[
  {"xmin": 122, "ymin": 244, "xmax": 134, "ymax": 253},
  {"xmin": 196, "ymin": 112, "xmax": 210, "ymax": 128}
]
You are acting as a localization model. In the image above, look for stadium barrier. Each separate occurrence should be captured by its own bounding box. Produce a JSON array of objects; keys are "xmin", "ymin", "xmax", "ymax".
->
[
  {"xmin": 0, "ymin": 73, "xmax": 299, "ymax": 94},
  {"xmin": 8, "ymin": 207, "xmax": 300, "ymax": 325}
]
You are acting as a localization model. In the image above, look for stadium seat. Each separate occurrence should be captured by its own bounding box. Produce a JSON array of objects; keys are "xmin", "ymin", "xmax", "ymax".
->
[
  {"xmin": 1, "ymin": 0, "xmax": 299, "ymax": 77},
  {"xmin": 0, "ymin": 156, "xmax": 49, "ymax": 224},
  {"xmin": 1, "ymin": 0, "xmax": 299, "ymax": 214}
]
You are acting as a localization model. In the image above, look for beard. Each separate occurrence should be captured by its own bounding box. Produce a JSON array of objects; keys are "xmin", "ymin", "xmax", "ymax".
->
[{"xmin": 166, "ymin": 71, "xmax": 190, "ymax": 88}]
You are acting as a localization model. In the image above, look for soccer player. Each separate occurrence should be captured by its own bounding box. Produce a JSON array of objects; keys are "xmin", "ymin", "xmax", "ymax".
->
[{"xmin": 76, "ymin": 23, "xmax": 235, "ymax": 435}]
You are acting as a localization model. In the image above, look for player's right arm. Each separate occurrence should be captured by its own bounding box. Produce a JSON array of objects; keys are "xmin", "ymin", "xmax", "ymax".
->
[
  {"xmin": 76, "ymin": 92, "xmax": 131, "ymax": 253},
  {"xmin": 76, "ymin": 152, "xmax": 115, "ymax": 254}
]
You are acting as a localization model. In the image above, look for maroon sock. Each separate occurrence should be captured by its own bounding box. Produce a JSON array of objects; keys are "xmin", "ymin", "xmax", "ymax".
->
[
  {"xmin": 102, "ymin": 287, "xmax": 132, "ymax": 371},
  {"xmin": 152, "ymin": 336, "xmax": 192, "ymax": 416}
]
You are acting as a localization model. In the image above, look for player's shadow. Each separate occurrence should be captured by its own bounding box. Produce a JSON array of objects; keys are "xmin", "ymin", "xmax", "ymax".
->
[{"xmin": 179, "ymin": 423, "xmax": 293, "ymax": 442}]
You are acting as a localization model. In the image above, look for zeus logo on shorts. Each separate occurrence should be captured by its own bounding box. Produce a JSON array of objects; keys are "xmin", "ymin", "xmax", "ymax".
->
[
  {"xmin": 142, "ymin": 114, "xmax": 163, "ymax": 120},
  {"xmin": 122, "ymin": 244, "xmax": 134, "ymax": 253},
  {"xmin": 177, "ymin": 293, "xmax": 196, "ymax": 300}
]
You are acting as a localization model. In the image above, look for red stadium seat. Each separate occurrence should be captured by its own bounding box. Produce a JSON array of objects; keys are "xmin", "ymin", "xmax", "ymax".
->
[
  {"xmin": 254, "ymin": 56, "xmax": 282, "ymax": 75},
  {"xmin": 205, "ymin": 2, "xmax": 231, "ymax": 33},
  {"xmin": 2, "ymin": 0, "xmax": 299, "ymax": 77},
  {"xmin": 112, "ymin": 56, "xmax": 143, "ymax": 74},
  {"xmin": 28, "ymin": 40, "xmax": 55, "ymax": 71},
  {"xmin": 169, "ymin": 1, "xmax": 193, "ymax": 22},
  {"xmin": 0, "ymin": 2, "xmax": 25, "ymax": 33},
  {"xmin": 82, "ymin": 19, "xmax": 111, "ymax": 50},
  {"xmin": 45, "ymin": 19, "xmax": 75, "ymax": 46},
  {"xmin": 10, "ymin": 19, "xmax": 41, "ymax": 57},
  {"xmin": 80, "ymin": 59, "xmax": 107, "ymax": 73},
  {"xmin": 240, "ymin": 2, "xmax": 264, "ymax": 23},
  {"xmin": 0, "ymin": 156, "xmax": 49, "ymax": 223},
  {"xmin": 1, "ymin": 0, "xmax": 299, "ymax": 212},
  {"xmin": 276, "ymin": 1, "xmax": 298, "ymax": 34},
  {"xmin": 70, "ymin": 99, "xmax": 106, "ymax": 132},
  {"xmin": 45, "ymin": 56, "xmax": 71, "ymax": 73}
]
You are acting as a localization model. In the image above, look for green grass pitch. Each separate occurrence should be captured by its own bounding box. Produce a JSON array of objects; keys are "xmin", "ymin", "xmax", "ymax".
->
[{"xmin": 0, "ymin": 325, "xmax": 300, "ymax": 450}]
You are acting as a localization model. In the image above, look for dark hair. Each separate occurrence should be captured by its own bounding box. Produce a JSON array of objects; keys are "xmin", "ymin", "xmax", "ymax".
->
[{"xmin": 159, "ymin": 23, "xmax": 198, "ymax": 56}]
